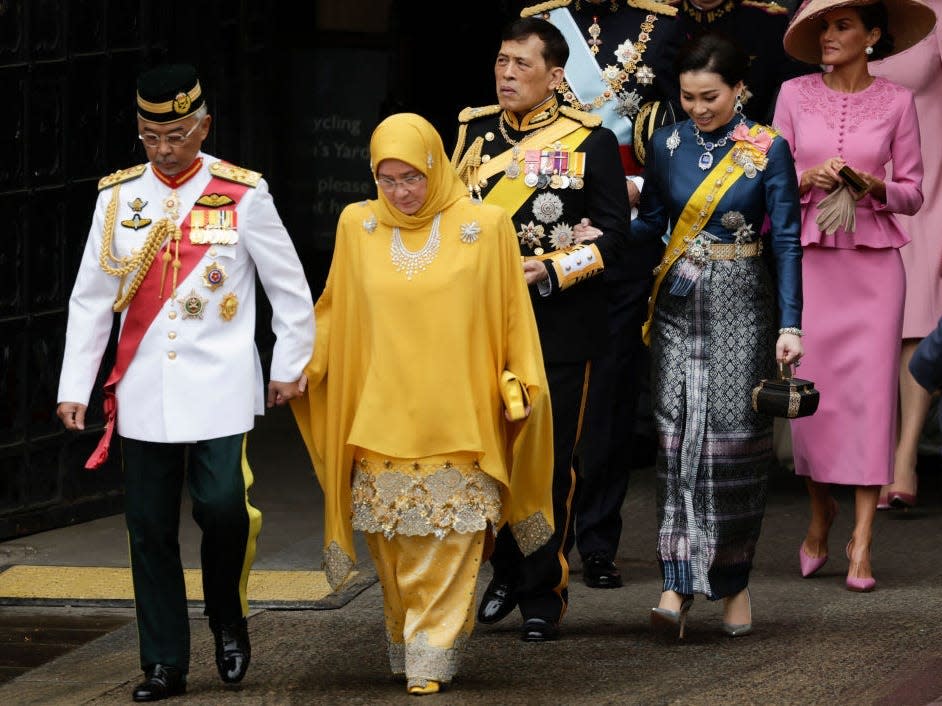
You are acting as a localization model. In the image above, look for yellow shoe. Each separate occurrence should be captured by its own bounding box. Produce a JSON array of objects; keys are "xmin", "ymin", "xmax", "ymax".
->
[{"xmin": 407, "ymin": 679, "xmax": 440, "ymax": 695}]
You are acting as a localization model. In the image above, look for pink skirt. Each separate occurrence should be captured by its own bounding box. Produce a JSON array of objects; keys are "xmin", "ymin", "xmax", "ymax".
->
[{"xmin": 790, "ymin": 246, "xmax": 903, "ymax": 486}]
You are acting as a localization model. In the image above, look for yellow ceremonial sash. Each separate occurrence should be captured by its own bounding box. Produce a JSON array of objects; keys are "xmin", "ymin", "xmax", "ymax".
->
[
  {"xmin": 483, "ymin": 124, "xmax": 592, "ymax": 218},
  {"xmin": 478, "ymin": 117, "xmax": 585, "ymax": 182},
  {"xmin": 641, "ymin": 123, "xmax": 769, "ymax": 346}
]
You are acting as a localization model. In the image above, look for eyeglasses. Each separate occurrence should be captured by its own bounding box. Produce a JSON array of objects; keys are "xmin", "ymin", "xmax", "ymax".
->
[
  {"xmin": 376, "ymin": 174, "xmax": 426, "ymax": 192},
  {"xmin": 138, "ymin": 118, "xmax": 203, "ymax": 148}
]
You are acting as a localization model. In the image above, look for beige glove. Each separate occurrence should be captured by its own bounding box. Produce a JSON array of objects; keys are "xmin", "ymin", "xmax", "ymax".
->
[{"xmin": 815, "ymin": 184, "xmax": 857, "ymax": 235}]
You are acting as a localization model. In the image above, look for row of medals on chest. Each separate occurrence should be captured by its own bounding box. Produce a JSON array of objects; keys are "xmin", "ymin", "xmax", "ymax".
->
[
  {"xmin": 488, "ymin": 119, "xmax": 586, "ymax": 190},
  {"xmin": 125, "ymin": 190, "xmax": 239, "ymax": 321}
]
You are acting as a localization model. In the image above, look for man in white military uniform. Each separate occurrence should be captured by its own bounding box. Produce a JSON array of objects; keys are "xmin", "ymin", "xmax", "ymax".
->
[{"xmin": 56, "ymin": 64, "xmax": 314, "ymax": 702}]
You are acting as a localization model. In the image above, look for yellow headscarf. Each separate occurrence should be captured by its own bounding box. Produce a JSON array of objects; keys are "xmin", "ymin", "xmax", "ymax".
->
[{"xmin": 369, "ymin": 113, "xmax": 467, "ymax": 230}]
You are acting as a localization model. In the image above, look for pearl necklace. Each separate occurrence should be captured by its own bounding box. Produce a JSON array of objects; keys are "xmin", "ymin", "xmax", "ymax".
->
[{"xmin": 390, "ymin": 212, "xmax": 441, "ymax": 280}]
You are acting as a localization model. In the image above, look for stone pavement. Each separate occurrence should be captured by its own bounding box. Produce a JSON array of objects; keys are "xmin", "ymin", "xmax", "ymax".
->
[{"xmin": 1, "ymin": 406, "xmax": 941, "ymax": 705}]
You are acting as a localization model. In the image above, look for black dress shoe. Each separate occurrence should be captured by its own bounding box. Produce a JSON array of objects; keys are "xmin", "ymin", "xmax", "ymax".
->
[
  {"xmin": 477, "ymin": 577, "xmax": 517, "ymax": 624},
  {"xmin": 583, "ymin": 553, "xmax": 623, "ymax": 589},
  {"xmin": 520, "ymin": 617, "xmax": 559, "ymax": 642},
  {"xmin": 132, "ymin": 664, "xmax": 186, "ymax": 702},
  {"xmin": 210, "ymin": 617, "xmax": 252, "ymax": 683}
]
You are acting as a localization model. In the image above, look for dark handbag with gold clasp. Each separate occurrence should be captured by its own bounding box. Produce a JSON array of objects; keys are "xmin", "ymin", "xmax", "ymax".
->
[{"xmin": 751, "ymin": 362, "xmax": 820, "ymax": 418}]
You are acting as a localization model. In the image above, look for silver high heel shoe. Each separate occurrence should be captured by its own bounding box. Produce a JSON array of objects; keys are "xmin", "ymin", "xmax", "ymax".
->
[
  {"xmin": 722, "ymin": 588, "xmax": 753, "ymax": 637},
  {"xmin": 650, "ymin": 594, "xmax": 694, "ymax": 639}
]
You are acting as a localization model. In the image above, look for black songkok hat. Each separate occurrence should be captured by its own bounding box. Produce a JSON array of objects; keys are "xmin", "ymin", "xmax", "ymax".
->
[{"xmin": 136, "ymin": 63, "xmax": 204, "ymax": 124}]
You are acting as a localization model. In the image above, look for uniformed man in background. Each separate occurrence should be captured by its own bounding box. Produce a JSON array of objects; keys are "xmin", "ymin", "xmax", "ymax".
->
[
  {"xmin": 56, "ymin": 64, "xmax": 314, "ymax": 701},
  {"xmin": 521, "ymin": 0, "xmax": 680, "ymax": 591},
  {"xmin": 451, "ymin": 16, "xmax": 633, "ymax": 642}
]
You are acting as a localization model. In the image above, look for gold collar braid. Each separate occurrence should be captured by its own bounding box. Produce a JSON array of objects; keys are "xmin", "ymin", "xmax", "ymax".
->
[{"xmin": 99, "ymin": 184, "xmax": 183, "ymax": 311}]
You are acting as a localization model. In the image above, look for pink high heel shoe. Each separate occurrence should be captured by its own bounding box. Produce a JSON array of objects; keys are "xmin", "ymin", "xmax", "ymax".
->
[
  {"xmin": 799, "ymin": 498, "xmax": 838, "ymax": 578},
  {"xmin": 845, "ymin": 540, "xmax": 876, "ymax": 592},
  {"xmin": 799, "ymin": 545, "xmax": 828, "ymax": 578},
  {"xmin": 885, "ymin": 472, "xmax": 918, "ymax": 509},
  {"xmin": 887, "ymin": 487, "xmax": 917, "ymax": 509}
]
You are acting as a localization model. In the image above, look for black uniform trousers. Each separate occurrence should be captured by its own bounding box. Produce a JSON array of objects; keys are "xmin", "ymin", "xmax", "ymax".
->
[
  {"xmin": 121, "ymin": 433, "xmax": 259, "ymax": 673},
  {"xmin": 489, "ymin": 360, "xmax": 590, "ymax": 623},
  {"xmin": 569, "ymin": 276, "xmax": 651, "ymax": 561}
]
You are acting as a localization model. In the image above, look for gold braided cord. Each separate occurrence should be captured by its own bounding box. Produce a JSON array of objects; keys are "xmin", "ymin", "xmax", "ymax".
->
[
  {"xmin": 520, "ymin": 0, "xmax": 571, "ymax": 16},
  {"xmin": 627, "ymin": 0, "xmax": 678, "ymax": 15},
  {"xmin": 453, "ymin": 136, "xmax": 484, "ymax": 197},
  {"xmin": 98, "ymin": 185, "xmax": 181, "ymax": 312},
  {"xmin": 451, "ymin": 123, "xmax": 470, "ymax": 169},
  {"xmin": 111, "ymin": 220, "xmax": 179, "ymax": 311}
]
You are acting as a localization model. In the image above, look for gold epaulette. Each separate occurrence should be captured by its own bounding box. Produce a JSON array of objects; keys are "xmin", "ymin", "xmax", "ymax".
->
[
  {"xmin": 559, "ymin": 105, "xmax": 602, "ymax": 128},
  {"xmin": 741, "ymin": 0, "xmax": 788, "ymax": 14},
  {"xmin": 627, "ymin": 0, "xmax": 679, "ymax": 16},
  {"xmin": 520, "ymin": 0, "xmax": 571, "ymax": 16},
  {"xmin": 98, "ymin": 164, "xmax": 147, "ymax": 191},
  {"xmin": 458, "ymin": 105, "xmax": 501, "ymax": 124},
  {"xmin": 209, "ymin": 161, "xmax": 262, "ymax": 188}
]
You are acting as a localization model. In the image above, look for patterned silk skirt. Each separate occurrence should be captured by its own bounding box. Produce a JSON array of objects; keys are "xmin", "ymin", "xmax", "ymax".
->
[{"xmin": 651, "ymin": 255, "xmax": 777, "ymax": 600}]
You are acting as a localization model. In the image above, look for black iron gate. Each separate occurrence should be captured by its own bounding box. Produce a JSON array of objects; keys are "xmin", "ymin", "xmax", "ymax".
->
[{"xmin": 0, "ymin": 0, "xmax": 277, "ymax": 538}]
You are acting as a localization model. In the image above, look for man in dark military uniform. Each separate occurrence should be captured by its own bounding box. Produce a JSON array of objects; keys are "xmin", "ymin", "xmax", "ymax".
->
[
  {"xmin": 56, "ymin": 64, "xmax": 314, "ymax": 701},
  {"xmin": 673, "ymin": 0, "xmax": 816, "ymax": 123},
  {"xmin": 521, "ymin": 0, "xmax": 680, "ymax": 592},
  {"xmin": 451, "ymin": 16, "xmax": 633, "ymax": 642}
]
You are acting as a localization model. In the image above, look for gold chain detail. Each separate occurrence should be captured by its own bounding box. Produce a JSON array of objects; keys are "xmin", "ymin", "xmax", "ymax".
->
[
  {"xmin": 558, "ymin": 15, "xmax": 657, "ymax": 111},
  {"xmin": 98, "ymin": 184, "xmax": 181, "ymax": 312},
  {"xmin": 497, "ymin": 113, "xmax": 551, "ymax": 147}
]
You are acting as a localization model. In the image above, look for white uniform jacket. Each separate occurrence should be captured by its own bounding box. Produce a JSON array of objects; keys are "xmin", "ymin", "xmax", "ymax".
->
[{"xmin": 57, "ymin": 153, "xmax": 315, "ymax": 443}]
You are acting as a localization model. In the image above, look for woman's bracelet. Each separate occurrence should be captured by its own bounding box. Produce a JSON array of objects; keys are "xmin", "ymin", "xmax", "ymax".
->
[{"xmin": 778, "ymin": 327, "xmax": 803, "ymax": 337}]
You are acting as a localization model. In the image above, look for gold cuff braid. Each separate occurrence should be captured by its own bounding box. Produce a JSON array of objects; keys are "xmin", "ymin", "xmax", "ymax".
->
[{"xmin": 542, "ymin": 243, "xmax": 604, "ymax": 290}]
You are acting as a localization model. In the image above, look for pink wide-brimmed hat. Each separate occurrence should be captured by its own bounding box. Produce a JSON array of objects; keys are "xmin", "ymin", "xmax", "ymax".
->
[{"xmin": 784, "ymin": 0, "xmax": 936, "ymax": 64}]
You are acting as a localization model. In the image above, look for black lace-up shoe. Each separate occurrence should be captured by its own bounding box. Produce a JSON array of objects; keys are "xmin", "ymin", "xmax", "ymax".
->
[
  {"xmin": 210, "ymin": 617, "xmax": 251, "ymax": 683},
  {"xmin": 521, "ymin": 617, "xmax": 559, "ymax": 642},
  {"xmin": 583, "ymin": 553, "xmax": 623, "ymax": 588},
  {"xmin": 132, "ymin": 664, "xmax": 186, "ymax": 702},
  {"xmin": 477, "ymin": 577, "xmax": 517, "ymax": 624}
]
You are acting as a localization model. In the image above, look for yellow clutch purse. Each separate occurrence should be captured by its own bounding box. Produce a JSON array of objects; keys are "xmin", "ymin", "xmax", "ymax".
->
[{"xmin": 500, "ymin": 370, "xmax": 530, "ymax": 421}]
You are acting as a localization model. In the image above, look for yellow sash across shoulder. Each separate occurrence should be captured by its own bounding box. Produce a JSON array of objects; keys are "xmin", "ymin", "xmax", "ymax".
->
[
  {"xmin": 641, "ymin": 123, "xmax": 770, "ymax": 345},
  {"xmin": 483, "ymin": 124, "xmax": 592, "ymax": 218}
]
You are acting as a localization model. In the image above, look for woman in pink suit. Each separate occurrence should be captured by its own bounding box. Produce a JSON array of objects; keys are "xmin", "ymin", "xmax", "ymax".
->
[
  {"xmin": 773, "ymin": 0, "xmax": 931, "ymax": 592},
  {"xmin": 869, "ymin": 1, "xmax": 942, "ymax": 510}
]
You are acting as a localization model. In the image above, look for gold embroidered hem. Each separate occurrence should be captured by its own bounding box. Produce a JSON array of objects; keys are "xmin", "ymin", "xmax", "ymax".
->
[
  {"xmin": 323, "ymin": 540, "xmax": 355, "ymax": 591},
  {"xmin": 511, "ymin": 511, "xmax": 554, "ymax": 556},
  {"xmin": 366, "ymin": 530, "xmax": 482, "ymax": 686},
  {"xmin": 388, "ymin": 631, "xmax": 470, "ymax": 685},
  {"xmin": 351, "ymin": 452, "xmax": 501, "ymax": 539}
]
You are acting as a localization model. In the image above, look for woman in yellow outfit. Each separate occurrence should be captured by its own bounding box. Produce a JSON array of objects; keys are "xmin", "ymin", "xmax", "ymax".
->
[{"xmin": 290, "ymin": 113, "xmax": 554, "ymax": 695}]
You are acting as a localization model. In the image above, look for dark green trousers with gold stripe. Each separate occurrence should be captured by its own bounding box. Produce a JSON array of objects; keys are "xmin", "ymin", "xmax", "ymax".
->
[{"xmin": 121, "ymin": 433, "xmax": 262, "ymax": 674}]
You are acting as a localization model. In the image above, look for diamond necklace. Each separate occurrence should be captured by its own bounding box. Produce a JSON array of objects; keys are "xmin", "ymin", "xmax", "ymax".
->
[
  {"xmin": 693, "ymin": 124, "xmax": 734, "ymax": 171},
  {"xmin": 390, "ymin": 212, "xmax": 441, "ymax": 280}
]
